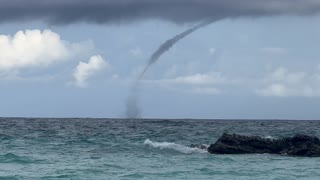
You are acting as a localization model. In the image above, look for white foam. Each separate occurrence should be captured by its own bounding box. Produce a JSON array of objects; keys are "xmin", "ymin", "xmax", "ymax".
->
[
  {"xmin": 265, "ymin": 135, "xmax": 276, "ymax": 140},
  {"xmin": 144, "ymin": 139, "xmax": 207, "ymax": 154}
]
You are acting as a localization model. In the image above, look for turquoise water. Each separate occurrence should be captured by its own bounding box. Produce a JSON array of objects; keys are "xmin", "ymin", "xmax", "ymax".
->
[{"xmin": 0, "ymin": 118, "xmax": 320, "ymax": 179}]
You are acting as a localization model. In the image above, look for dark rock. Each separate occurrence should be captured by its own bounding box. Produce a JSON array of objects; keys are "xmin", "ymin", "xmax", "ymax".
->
[
  {"xmin": 207, "ymin": 133, "xmax": 320, "ymax": 157},
  {"xmin": 190, "ymin": 144, "xmax": 208, "ymax": 151}
]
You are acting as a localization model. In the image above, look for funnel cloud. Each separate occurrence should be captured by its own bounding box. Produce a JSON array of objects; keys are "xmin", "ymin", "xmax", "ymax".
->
[{"xmin": 139, "ymin": 19, "xmax": 215, "ymax": 79}]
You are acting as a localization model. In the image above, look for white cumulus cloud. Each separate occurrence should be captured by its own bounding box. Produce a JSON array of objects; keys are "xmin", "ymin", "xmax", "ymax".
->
[
  {"xmin": 170, "ymin": 73, "xmax": 226, "ymax": 85},
  {"xmin": 189, "ymin": 87, "xmax": 221, "ymax": 95},
  {"xmin": 209, "ymin": 48, "xmax": 216, "ymax": 55},
  {"xmin": 260, "ymin": 47, "xmax": 287, "ymax": 54},
  {"xmin": 0, "ymin": 29, "xmax": 92, "ymax": 74},
  {"xmin": 256, "ymin": 67, "xmax": 320, "ymax": 97},
  {"xmin": 129, "ymin": 47, "xmax": 143, "ymax": 57},
  {"xmin": 142, "ymin": 72, "xmax": 226, "ymax": 95},
  {"xmin": 73, "ymin": 55, "xmax": 108, "ymax": 87}
]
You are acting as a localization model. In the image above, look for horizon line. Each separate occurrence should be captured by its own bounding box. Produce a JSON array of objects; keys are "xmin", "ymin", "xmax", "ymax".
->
[{"xmin": 0, "ymin": 117, "xmax": 318, "ymax": 121}]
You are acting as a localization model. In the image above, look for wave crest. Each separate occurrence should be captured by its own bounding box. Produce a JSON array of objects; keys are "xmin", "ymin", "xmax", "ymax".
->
[{"xmin": 144, "ymin": 139, "xmax": 207, "ymax": 154}]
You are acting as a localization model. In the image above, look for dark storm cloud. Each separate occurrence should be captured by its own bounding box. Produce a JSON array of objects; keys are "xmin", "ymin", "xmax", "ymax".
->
[{"xmin": 1, "ymin": 0, "xmax": 320, "ymax": 24}]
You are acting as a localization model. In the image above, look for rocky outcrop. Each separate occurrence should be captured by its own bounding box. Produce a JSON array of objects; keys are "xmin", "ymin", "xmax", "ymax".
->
[
  {"xmin": 190, "ymin": 144, "xmax": 208, "ymax": 151},
  {"xmin": 207, "ymin": 133, "xmax": 320, "ymax": 157}
]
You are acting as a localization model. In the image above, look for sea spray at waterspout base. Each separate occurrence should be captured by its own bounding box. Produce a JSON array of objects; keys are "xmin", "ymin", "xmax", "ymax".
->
[{"xmin": 126, "ymin": 81, "xmax": 141, "ymax": 119}]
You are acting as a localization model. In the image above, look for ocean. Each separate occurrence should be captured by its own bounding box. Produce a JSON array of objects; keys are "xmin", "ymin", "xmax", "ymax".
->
[{"xmin": 0, "ymin": 118, "xmax": 319, "ymax": 179}]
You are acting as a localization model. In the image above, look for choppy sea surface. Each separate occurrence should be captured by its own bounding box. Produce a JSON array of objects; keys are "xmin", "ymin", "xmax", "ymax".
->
[{"xmin": 0, "ymin": 118, "xmax": 320, "ymax": 179}]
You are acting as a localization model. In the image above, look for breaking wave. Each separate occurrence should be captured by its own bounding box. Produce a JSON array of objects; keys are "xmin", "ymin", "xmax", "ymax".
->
[
  {"xmin": 144, "ymin": 139, "xmax": 207, "ymax": 154},
  {"xmin": 265, "ymin": 135, "xmax": 276, "ymax": 140}
]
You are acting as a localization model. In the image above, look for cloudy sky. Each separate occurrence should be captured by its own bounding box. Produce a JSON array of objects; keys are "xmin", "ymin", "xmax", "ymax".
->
[{"xmin": 1, "ymin": 0, "xmax": 320, "ymax": 119}]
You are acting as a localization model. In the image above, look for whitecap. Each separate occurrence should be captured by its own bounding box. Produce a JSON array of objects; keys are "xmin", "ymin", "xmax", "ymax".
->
[
  {"xmin": 265, "ymin": 135, "xmax": 276, "ymax": 140},
  {"xmin": 144, "ymin": 139, "xmax": 207, "ymax": 154}
]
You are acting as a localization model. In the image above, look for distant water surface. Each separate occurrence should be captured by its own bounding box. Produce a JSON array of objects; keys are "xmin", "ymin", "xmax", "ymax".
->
[{"xmin": 0, "ymin": 118, "xmax": 319, "ymax": 179}]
